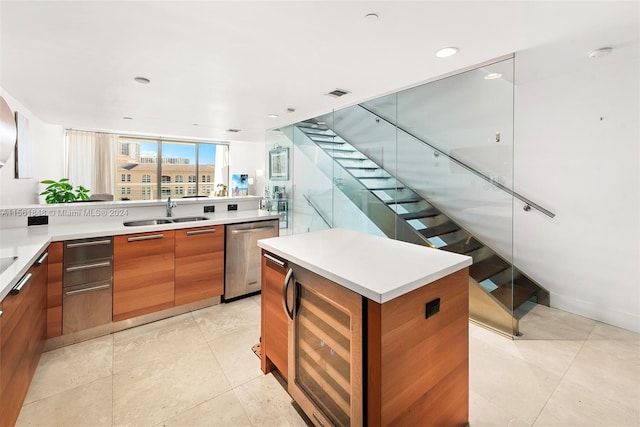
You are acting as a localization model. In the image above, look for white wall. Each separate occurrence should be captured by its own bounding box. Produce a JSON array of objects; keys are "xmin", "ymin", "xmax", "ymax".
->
[
  {"xmin": 514, "ymin": 37, "xmax": 639, "ymax": 332},
  {"xmin": 229, "ymin": 141, "xmax": 266, "ymax": 197},
  {"xmin": 0, "ymin": 88, "xmax": 65, "ymax": 206}
]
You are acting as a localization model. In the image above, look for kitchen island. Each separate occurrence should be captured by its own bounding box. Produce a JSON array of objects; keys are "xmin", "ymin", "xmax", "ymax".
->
[{"xmin": 258, "ymin": 228, "xmax": 473, "ymax": 427}]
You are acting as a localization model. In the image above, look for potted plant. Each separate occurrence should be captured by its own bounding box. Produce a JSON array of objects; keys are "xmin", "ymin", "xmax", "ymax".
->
[{"xmin": 40, "ymin": 178, "xmax": 90, "ymax": 204}]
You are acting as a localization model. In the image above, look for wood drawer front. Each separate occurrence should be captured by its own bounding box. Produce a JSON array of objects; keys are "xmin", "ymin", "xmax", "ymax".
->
[
  {"xmin": 260, "ymin": 252, "xmax": 289, "ymax": 379},
  {"xmin": 175, "ymin": 226, "xmax": 224, "ymax": 306},
  {"xmin": 113, "ymin": 231, "xmax": 175, "ymax": 322}
]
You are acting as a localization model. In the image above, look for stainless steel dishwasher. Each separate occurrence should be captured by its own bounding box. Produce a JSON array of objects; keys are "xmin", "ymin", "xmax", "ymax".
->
[
  {"xmin": 225, "ymin": 219, "xmax": 279, "ymax": 301},
  {"xmin": 63, "ymin": 237, "xmax": 113, "ymax": 334}
]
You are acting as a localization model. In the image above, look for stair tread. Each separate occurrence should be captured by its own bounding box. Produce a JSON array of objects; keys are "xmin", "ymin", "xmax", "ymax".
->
[
  {"xmin": 386, "ymin": 198, "xmax": 422, "ymax": 204},
  {"xmin": 440, "ymin": 238, "xmax": 483, "ymax": 254},
  {"xmin": 333, "ymin": 156, "xmax": 366, "ymax": 161},
  {"xmin": 358, "ymin": 176, "xmax": 390, "ymax": 179},
  {"xmin": 345, "ymin": 166, "xmax": 380, "ymax": 170},
  {"xmin": 399, "ymin": 207, "xmax": 440, "ymax": 220},
  {"xmin": 367, "ymin": 186, "xmax": 406, "ymax": 191},
  {"xmin": 417, "ymin": 221, "xmax": 459, "ymax": 238},
  {"xmin": 469, "ymin": 256, "xmax": 511, "ymax": 282},
  {"xmin": 491, "ymin": 284, "xmax": 537, "ymax": 310}
]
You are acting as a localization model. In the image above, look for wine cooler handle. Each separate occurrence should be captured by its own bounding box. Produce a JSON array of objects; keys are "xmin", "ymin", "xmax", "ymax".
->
[{"xmin": 283, "ymin": 268, "xmax": 294, "ymax": 320}]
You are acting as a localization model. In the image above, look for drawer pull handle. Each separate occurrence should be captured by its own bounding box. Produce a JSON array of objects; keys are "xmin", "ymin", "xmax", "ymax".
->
[
  {"xmin": 312, "ymin": 413, "xmax": 325, "ymax": 427},
  {"xmin": 127, "ymin": 234, "xmax": 164, "ymax": 242},
  {"xmin": 66, "ymin": 239, "xmax": 112, "ymax": 248},
  {"xmin": 263, "ymin": 253, "xmax": 286, "ymax": 267},
  {"xmin": 36, "ymin": 252, "xmax": 49, "ymax": 265},
  {"xmin": 66, "ymin": 261, "xmax": 111, "ymax": 272},
  {"xmin": 65, "ymin": 283, "xmax": 111, "ymax": 295},
  {"xmin": 11, "ymin": 273, "xmax": 32, "ymax": 295},
  {"xmin": 186, "ymin": 229, "xmax": 216, "ymax": 236}
]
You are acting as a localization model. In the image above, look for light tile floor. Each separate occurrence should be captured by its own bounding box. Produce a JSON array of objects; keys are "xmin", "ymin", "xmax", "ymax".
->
[{"xmin": 16, "ymin": 297, "xmax": 640, "ymax": 427}]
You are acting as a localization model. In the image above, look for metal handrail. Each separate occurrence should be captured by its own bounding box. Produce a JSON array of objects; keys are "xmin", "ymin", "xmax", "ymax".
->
[
  {"xmin": 302, "ymin": 194, "xmax": 333, "ymax": 228},
  {"xmin": 357, "ymin": 104, "xmax": 556, "ymax": 219}
]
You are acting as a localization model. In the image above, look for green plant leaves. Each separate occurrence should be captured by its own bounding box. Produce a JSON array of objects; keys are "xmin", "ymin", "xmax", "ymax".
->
[{"xmin": 40, "ymin": 178, "xmax": 91, "ymax": 204}]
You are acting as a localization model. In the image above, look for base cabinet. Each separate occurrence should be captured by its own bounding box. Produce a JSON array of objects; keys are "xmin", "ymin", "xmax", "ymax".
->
[
  {"xmin": 46, "ymin": 242, "xmax": 63, "ymax": 338},
  {"xmin": 113, "ymin": 231, "xmax": 175, "ymax": 322},
  {"xmin": 260, "ymin": 251, "xmax": 469, "ymax": 427},
  {"xmin": 260, "ymin": 251, "xmax": 290, "ymax": 380},
  {"xmin": 0, "ymin": 250, "xmax": 48, "ymax": 427},
  {"xmin": 174, "ymin": 226, "xmax": 224, "ymax": 306}
]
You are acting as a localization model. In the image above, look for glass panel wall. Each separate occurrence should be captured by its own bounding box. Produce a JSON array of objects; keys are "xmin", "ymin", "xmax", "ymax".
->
[{"xmin": 268, "ymin": 57, "xmax": 517, "ymax": 334}]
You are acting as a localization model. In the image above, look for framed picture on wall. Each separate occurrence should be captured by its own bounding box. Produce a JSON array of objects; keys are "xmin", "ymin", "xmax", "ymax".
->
[{"xmin": 269, "ymin": 147, "xmax": 289, "ymax": 180}]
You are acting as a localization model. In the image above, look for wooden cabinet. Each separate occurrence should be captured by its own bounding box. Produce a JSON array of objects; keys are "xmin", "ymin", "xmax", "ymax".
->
[
  {"xmin": 260, "ymin": 251, "xmax": 290, "ymax": 380},
  {"xmin": 113, "ymin": 231, "xmax": 175, "ymax": 322},
  {"xmin": 0, "ymin": 249, "xmax": 48, "ymax": 427},
  {"xmin": 174, "ymin": 225, "xmax": 224, "ymax": 306},
  {"xmin": 260, "ymin": 250, "xmax": 469, "ymax": 427},
  {"xmin": 47, "ymin": 242, "xmax": 63, "ymax": 338}
]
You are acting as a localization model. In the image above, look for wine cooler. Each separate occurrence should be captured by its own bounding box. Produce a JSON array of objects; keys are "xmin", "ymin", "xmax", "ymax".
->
[{"xmin": 285, "ymin": 265, "xmax": 363, "ymax": 427}]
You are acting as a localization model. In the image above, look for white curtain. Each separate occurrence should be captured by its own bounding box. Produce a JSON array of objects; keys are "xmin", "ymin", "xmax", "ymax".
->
[{"xmin": 66, "ymin": 130, "xmax": 117, "ymax": 196}]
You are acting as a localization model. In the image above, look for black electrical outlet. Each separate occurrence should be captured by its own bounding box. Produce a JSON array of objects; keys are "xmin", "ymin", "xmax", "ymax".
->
[
  {"xmin": 204, "ymin": 205, "xmax": 215, "ymax": 213},
  {"xmin": 425, "ymin": 298, "xmax": 441, "ymax": 319},
  {"xmin": 28, "ymin": 215, "xmax": 49, "ymax": 226},
  {"xmin": 227, "ymin": 204, "xmax": 238, "ymax": 211}
]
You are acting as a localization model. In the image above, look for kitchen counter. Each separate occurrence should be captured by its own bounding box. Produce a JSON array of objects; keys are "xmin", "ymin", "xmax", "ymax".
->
[
  {"xmin": 0, "ymin": 209, "xmax": 280, "ymax": 301},
  {"xmin": 257, "ymin": 227, "xmax": 472, "ymax": 303}
]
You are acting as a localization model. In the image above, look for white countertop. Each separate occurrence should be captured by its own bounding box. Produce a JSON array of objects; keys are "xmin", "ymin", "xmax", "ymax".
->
[
  {"xmin": 0, "ymin": 210, "xmax": 280, "ymax": 301},
  {"xmin": 257, "ymin": 228, "xmax": 472, "ymax": 303}
]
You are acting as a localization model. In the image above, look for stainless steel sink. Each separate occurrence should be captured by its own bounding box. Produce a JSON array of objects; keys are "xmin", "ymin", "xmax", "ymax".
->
[
  {"xmin": 171, "ymin": 216, "xmax": 210, "ymax": 223},
  {"xmin": 123, "ymin": 219, "xmax": 174, "ymax": 227},
  {"xmin": 123, "ymin": 216, "xmax": 210, "ymax": 226},
  {"xmin": 0, "ymin": 256, "xmax": 18, "ymax": 274}
]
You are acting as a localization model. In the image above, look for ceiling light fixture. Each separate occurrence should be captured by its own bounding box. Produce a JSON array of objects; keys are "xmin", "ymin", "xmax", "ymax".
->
[
  {"xmin": 123, "ymin": 116, "xmax": 133, "ymax": 120},
  {"xmin": 435, "ymin": 47, "xmax": 458, "ymax": 58},
  {"xmin": 134, "ymin": 76, "xmax": 150, "ymax": 84},
  {"xmin": 227, "ymin": 128, "xmax": 241, "ymax": 133},
  {"xmin": 267, "ymin": 114, "xmax": 279, "ymax": 118},
  {"xmin": 484, "ymin": 72, "xmax": 503, "ymax": 80},
  {"xmin": 588, "ymin": 47, "xmax": 613, "ymax": 59}
]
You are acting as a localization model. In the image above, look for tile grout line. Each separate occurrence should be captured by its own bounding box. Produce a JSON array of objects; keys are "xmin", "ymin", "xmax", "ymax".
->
[{"xmin": 527, "ymin": 321, "xmax": 596, "ymax": 426}]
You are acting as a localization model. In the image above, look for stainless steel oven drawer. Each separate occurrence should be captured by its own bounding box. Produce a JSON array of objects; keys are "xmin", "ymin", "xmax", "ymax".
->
[{"xmin": 62, "ymin": 279, "xmax": 113, "ymax": 334}]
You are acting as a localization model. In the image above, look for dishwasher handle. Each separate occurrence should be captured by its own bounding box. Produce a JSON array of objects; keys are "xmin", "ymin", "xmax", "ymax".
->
[{"xmin": 230, "ymin": 225, "xmax": 276, "ymax": 234}]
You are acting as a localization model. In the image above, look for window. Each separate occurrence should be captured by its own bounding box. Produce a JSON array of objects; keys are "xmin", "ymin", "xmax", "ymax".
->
[{"xmin": 116, "ymin": 137, "xmax": 228, "ymax": 200}]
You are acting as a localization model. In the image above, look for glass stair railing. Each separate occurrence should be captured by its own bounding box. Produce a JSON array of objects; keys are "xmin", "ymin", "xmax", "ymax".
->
[{"xmin": 292, "ymin": 120, "xmax": 549, "ymax": 337}]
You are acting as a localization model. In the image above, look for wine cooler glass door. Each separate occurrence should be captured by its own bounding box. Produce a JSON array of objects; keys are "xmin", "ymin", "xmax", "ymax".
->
[{"xmin": 288, "ymin": 266, "xmax": 362, "ymax": 427}]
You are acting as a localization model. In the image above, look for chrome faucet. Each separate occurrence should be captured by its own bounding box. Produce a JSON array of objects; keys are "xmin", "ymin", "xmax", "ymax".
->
[{"xmin": 166, "ymin": 197, "xmax": 177, "ymax": 217}]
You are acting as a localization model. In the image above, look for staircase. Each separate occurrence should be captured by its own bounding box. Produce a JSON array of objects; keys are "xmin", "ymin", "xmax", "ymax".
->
[{"xmin": 294, "ymin": 121, "xmax": 549, "ymax": 336}]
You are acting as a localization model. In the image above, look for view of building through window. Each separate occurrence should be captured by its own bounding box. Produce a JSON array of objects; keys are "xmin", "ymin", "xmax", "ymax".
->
[{"xmin": 116, "ymin": 137, "xmax": 228, "ymax": 201}]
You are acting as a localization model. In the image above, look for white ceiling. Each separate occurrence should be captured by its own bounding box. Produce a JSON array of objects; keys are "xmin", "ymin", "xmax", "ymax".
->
[{"xmin": 1, "ymin": 1, "xmax": 638, "ymax": 143}]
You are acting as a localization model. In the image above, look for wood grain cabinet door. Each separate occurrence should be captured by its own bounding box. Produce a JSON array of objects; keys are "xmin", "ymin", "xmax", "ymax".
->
[
  {"xmin": 174, "ymin": 226, "xmax": 224, "ymax": 306},
  {"xmin": 113, "ymin": 231, "xmax": 175, "ymax": 322},
  {"xmin": 260, "ymin": 251, "xmax": 290, "ymax": 380}
]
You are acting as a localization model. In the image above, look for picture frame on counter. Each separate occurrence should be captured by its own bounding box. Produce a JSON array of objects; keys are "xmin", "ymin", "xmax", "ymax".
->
[{"xmin": 269, "ymin": 147, "xmax": 288, "ymax": 180}]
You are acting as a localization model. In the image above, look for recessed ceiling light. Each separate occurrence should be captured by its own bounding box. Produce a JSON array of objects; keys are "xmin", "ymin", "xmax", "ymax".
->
[
  {"xmin": 267, "ymin": 114, "xmax": 279, "ymax": 118},
  {"xmin": 287, "ymin": 108, "xmax": 296, "ymax": 113},
  {"xmin": 123, "ymin": 116, "xmax": 133, "ymax": 120},
  {"xmin": 588, "ymin": 47, "xmax": 613, "ymax": 59},
  {"xmin": 226, "ymin": 128, "xmax": 241, "ymax": 133},
  {"xmin": 192, "ymin": 123, "xmax": 199, "ymax": 126},
  {"xmin": 435, "ymin": 47, "xmax": 458, "ymax": 58},
  {"xmin": 364, "ymin": 13, "xmax": 378, "ymax": 22},
  {"xmin": 484, "ymin": 72, "xmax": 503, "ymax": 80},
  {"xmin": 134, "ymin": 76, "xmax": 150, "ymax": 84}
]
